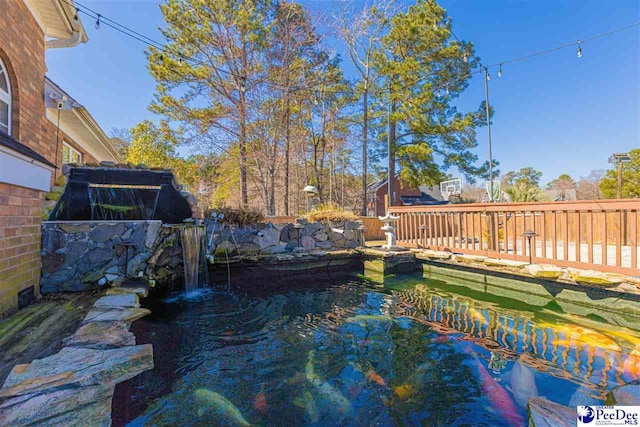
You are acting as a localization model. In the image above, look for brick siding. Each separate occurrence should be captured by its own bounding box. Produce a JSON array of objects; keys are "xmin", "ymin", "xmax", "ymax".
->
[{"xmin": 0, "ymin": 183, "xmax": 44, "ymax": 318}]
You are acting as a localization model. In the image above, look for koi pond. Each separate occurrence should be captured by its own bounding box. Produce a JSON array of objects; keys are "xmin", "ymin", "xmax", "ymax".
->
[{"xmin": 112, "ymin": 273, "xmax": 640, "ymax": 426}]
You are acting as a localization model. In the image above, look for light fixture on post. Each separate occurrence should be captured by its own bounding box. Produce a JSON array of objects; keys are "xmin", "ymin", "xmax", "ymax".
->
[
  {"xmin": 608, "ymin": 153, "xmax": 632, "ymax": 199},
  {"xmin": 577, "ymin": 41, "xmax": 583, "ymax": 58},
  {"xmin": 303, "ymin": 185, "xmax": 319, "ymax": 213},
  {"xmin": 522, "ymin": 230, "xmax": 538, "ymax": 264}
]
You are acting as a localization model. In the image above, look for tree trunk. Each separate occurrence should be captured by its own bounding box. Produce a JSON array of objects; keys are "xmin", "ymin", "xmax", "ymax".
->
[
  {"xmin": 239, "ymin": 40, "xmax": 248, "ymax": 206},
  {"xmin": 388, "ymin": 101, "xmax": 396, "ymax": 208},
  {"xmin": 362, "ymin": 88, "xmax": 368, "ymax": 215},
  {"xmin": 284, "ymin": 96, "xmax": 291, "ymax": 214}
]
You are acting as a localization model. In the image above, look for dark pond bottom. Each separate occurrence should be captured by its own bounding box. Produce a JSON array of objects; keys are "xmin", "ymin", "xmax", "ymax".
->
[{"xmin": 112, "ymin": 272, "xmax": 640, "ymax": 426}]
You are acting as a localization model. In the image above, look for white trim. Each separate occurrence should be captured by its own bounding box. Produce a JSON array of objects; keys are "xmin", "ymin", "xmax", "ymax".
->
[
  {"xmin": 0, "ymin": 57, "xmax": 11, "ymax": 136},
  {"xmin": 62, "ymin": 140, "xmax": 82, "ymax": 164},
  {"xmin": 0, "ymin": 146, "xmax": 53, "ymax": 192},
  {"xmin": 21, "ymin": 0, "xmax": 48, "ymax": 34}
]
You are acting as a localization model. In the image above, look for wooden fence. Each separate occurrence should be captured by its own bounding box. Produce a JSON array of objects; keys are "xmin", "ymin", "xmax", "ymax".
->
[
  {"xmin": 266, "ymin": 216, "xmax": 385, "ymax": 240},
  {"xmin": 389, "ymin": 199, "xmax": 640, "ymax": 275}
]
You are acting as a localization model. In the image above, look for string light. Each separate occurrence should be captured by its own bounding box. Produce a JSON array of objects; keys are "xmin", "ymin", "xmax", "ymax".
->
[
  {"xmin": 73, "ymin": 8, "xmax": 79, "ymax": 22},
  {"xmin": 498, "ymin": 64, "xmax": 503, "ymax": 77},
  {"xmin": 60, "ymin": 0, "xmax": 638, "ymax": 98}
]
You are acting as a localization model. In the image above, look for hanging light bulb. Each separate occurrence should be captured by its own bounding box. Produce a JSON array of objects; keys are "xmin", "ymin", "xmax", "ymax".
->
[
  {"xmin": 178, "ymin": 56, "xmax": 183, "ymax": 65},
  {"xmin": 463, "ymin": 52, "xmax": 468, "ymax": 63},
  {"xmin": 498, "ymin": 64, "xmax": 503, "ymax": 78},
  {"xmin": 433, "ymin": 19, "xmax": 438, "ymax": 30},
  {"xmin": 486, "ymin": 70, "xmax": 490, "ymax": 81},
  {"xmin": 95, "ymin": 14, "xmax": 101, "ymax": 30},
  {"xmin": 73, "ymin": 8, "xmax": 79, "ymax": 22},
  {"xmin": 159, "ymin": 53, "xmax": 164, "ymax": 63},
  {"xmin": 577, "ymin": 41, "xmax": 583, "ymax": 58}
]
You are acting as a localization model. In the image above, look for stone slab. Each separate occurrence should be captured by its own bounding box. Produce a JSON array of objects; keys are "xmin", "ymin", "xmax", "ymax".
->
[
  {"xmin": 106, "ymin": 281, "xmax": 149, "ymax": 298},
  {"xmin": 83, "ymin": 307, "xmax": 150, "ymax": 324},
  {"xmin": 0, "ymin": 344, "xmax": 153, "ymax": 399},
  {"xmin": 93, "ymin": 294, "xmax": 140, "ymax": 309},
  {"xmin": 454, "ymin": 254, "xmax": 488, "ymax": 263},
  {"xmin": 423, "ymin": 250, "xmax": 452, "ymax": 260},
  {"xmin": 527, "ymin": 397, "xmax": 575, "ymax": 427},
  {"xmin": 568, "ymin": 268, "xmax": 624, "ymax": 286},
  {"xmin": 484, "ymin": 258, "xmax": 528, "ymax": 268},
  {"xmin": 525, "ymin": 264, "xmax": 564, "ymax": 279},
  {"xmin": 63, "ymin": 321, "xmax": 136, "ymax": 349},
  {"xmin": 0, "ymin": 383, "xmax": 114, "ymax": 427}
]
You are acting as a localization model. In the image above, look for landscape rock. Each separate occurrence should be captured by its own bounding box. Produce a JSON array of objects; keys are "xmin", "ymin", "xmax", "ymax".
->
[
  {"xmin": 422, "ymin": 250, "xmax": 452, "ymax": 260},
  {"xmin": 0, "ymin": 344, "xmax": 153, "ymax": 399},
  {"xmin": 93, "ymin": 294, "xmax": 140, "ymax": 309},
  {"xmin": 144, "ymin": 222, "xmax": 162, "ymax": 248},
  {"xmin": 525, "ymin": 264, "xmax": 564, "ymax": 279},
  {"xmin": 315, "ymin": 241, "xmax": 333, "ymax": 249},
  {"xmin": 90, "ymin": 223, "xmax": 126, "ymax": 243},
  {"xmin": 256, "ymin": 226, "xmax": 280, "ymax": 249},
  {"xmin": 314, "ymin": 232, "xmax": 328, "ymax": 242},
  {"xmin": 63, "ymin": 321, "xmax": 136, "ymax": 349},
  {"xmin": 527, "ymin": 397, "xmax": 575, "ymax": 427},
  {"xmin": 107, "ymin": 281, "xmax": 149, "ymax": 298},
  {"xmin": 59, "ymin": 223, "xmax": 90, "ymax": 234},
  {"xmin": 300, "ymin": 235, "xmax": 316, "ymax": 250}
]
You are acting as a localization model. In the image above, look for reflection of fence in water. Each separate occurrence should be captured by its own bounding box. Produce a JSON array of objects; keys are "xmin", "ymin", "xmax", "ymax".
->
[{"xmin": 398, "ymin": 287, "xmax": 630, "ymax": 396}]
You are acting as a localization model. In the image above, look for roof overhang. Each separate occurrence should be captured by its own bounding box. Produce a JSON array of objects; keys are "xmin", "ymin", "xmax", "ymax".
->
[
  {"xmin": 45, "ymin": 78, "xmax": 121, "ymax": 163},
  {"xmin": 23, "ymin": 0, "xmax": 88, "ymax": 45}
]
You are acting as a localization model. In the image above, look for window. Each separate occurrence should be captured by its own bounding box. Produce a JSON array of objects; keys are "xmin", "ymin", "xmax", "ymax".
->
[
  {"xmin": 0, "ymin": 57, "xmax": 11, "ymax": 135},
  {"xmin": 62, "ymin": 142, "xmax": 82, "ymax": 164}
]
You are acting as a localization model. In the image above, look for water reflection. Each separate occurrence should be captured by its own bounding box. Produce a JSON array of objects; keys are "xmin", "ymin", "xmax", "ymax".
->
[{"xmin": 114, "ymin": 275, "xmax": 640, "ymax": 427}]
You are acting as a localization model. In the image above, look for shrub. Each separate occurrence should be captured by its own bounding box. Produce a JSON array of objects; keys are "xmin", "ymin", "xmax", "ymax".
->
[
  {"xmin": 206, "ymin": 206, "xmax": 265, "ymax": 228},
  {"xmin": 303, "ymin": 203, "xmax": 359, "ymax": 223}
]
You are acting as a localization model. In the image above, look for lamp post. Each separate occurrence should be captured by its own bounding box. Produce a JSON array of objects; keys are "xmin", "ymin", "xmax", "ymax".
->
[
  {"xmin": 294, "ymin": 222, "xmax": 304, "ymax": 249},
  {"xmin": 420, "ymin": 224, "xmax": 428, "ymax": 250},
  {"xmin": 609, "ymin": 153, "xmax": 631, "ymax": 199},
  {"xmin": 302, "ymin": 185, "xmax": 319, "ymax": 213},
  {"xmin": 357, "ymin": 224, "xmax": 367, "ymax": 247},
  {"xmin": 609, "ymin": 153, "xmax": 631, "ymax": 245},
  {"xmin": 522, "ymin": 230, "xmax": 538, "ymax": 264}
]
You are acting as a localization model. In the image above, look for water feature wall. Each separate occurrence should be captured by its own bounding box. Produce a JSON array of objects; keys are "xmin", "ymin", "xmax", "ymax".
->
[
  {"xmin": 205, "ymin": 218, "xmax": 364, "ymax": 256},
  {"xmin": 41, "ymin": 221, "xmax": 184, "ymax": 293},
  {"xmin": 47, "ymin": 164, "xmax": 195, "ymax": 223}
]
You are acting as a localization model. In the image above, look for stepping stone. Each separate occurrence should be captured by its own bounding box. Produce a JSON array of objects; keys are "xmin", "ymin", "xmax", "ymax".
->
[
  {"xmin": 525, "ymin": 264, "xmax": 563, "ymax": 279},
  {"xmin": 0, "ymin": 383, "xmax": 114, "ymax": 427},
  {"xmin": 484, "ymin": 258, "xmax": 528, "ymax": 268},
  {"xmin": 83, "ymin": 307, "xmax": 150, "ymax": 324},
  {"xmin": 93, "ymin": 294, "xmax": 140, "ymax": 309},
  {"xmin": 106, "ymin": 282, "xmax": 149, "ymax": 298},
  {"xmin": 527, "ymin": 397, "xmax": 575, "ymax": 427},
  {"xmin": 605, "ymin": 382, "xmax": 640, "ymax": 405},
  {"xmin": 0, "ymin": 344, "xmax": 153, "ymax": 399},
  {"xmin": 568, "ymin": 268, "xmax": 624, "ymax": 286},
  {"xmin": 63, "ymin": 321, "xmax": 136, "ymax": 349}
]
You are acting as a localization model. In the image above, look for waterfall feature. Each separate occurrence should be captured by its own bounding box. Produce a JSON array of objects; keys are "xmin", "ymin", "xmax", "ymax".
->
[{"xmin": 180, "ymin": 225, "xmax": 208, "ymax": 292}]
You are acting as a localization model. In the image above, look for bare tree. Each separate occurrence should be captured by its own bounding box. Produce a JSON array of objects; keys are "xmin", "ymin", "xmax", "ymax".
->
[{"xmin": 576, "ymin": 169, "xmax": 605, "ymax": 200}]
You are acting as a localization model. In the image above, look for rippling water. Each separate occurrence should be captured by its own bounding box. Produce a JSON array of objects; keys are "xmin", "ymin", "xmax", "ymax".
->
[{"xmin": 112, "ymin": 273, "xmax": 640, "ymax": 427}]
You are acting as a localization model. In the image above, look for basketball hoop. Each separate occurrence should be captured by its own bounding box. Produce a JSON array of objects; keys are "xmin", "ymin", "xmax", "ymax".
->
[{"xmin": 440, "ymin": 178, "xmax": 462, "ymax": 201}]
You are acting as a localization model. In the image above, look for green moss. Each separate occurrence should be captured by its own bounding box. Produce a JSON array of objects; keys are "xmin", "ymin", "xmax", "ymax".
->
[
  {"xmin": 89, "ymin": 203, "xmax": 136, "ymax": 213},
  {"xmin": 45, "ymin": 192, "xmax": 60, "ymax": 201}
]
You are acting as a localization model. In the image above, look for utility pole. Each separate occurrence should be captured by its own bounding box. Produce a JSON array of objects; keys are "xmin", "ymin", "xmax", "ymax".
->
[{"xmin": 483, "ymin": 66, "xmax": 497, "ymax": 251}]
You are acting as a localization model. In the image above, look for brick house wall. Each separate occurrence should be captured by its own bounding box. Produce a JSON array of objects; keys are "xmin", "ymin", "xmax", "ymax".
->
[
  {"xmin": 0, "ymin": 0, "xmax": 55, "ymax": 317},
  {"xmin": 0, "ymin": 183, "xmax": 44, "ymax": 317}
]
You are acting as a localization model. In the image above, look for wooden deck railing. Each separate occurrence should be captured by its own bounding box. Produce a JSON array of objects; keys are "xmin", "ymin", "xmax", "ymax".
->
[{"xmin": 389, "ymin": 199, "xmax": 639, "ymax": 275}]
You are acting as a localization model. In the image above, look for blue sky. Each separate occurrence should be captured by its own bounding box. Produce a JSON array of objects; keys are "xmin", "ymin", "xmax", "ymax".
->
[{"xmin": 45, "ymin": 0, "xmax": 640, "ymax": 185}]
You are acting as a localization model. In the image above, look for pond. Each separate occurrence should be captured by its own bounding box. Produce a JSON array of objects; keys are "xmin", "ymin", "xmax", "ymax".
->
[{"xmin": 112, "ymin": 272, "xmax": 640, "ymax": 426}]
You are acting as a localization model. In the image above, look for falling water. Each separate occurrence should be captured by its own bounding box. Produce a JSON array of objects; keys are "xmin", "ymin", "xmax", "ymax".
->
[{"xmin": 180, "ymin": 225, "xmax": 208, "ymax": 293}]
